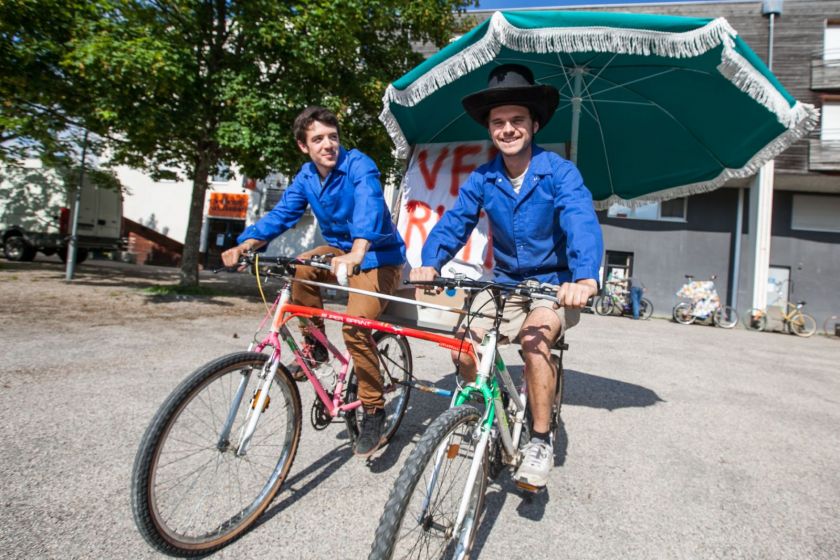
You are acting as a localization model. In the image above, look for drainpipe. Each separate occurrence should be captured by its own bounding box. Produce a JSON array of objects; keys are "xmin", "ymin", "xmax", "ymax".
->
[{"xmin": 750, "ymin": 0, "xmax": 783, "ymax": 309}]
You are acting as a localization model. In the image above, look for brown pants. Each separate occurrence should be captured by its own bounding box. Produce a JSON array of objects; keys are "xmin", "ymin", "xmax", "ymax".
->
[{"xmin": 292, "ymin": 245, "xmax": 402, "ymax": 409}]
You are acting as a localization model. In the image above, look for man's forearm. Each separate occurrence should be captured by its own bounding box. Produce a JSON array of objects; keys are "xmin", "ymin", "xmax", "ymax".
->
[{"xmin": 349, "ymin": 238, "xmax": 371, "ymax": 257}]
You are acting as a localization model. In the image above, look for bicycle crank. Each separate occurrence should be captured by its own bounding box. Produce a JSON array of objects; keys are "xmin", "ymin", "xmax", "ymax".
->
[{"xmin": 310, "ymin": 394, "xmax": 333, "ymax": 430}]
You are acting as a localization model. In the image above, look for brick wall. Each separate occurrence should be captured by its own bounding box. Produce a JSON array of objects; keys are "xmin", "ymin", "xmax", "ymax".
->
[{"xmin": 123, "ymin": 218, "xmax": 183, "ymax": 267}]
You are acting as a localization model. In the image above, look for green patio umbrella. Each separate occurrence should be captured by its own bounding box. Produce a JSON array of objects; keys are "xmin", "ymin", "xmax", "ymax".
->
[{"xmin": 380, "ymin": 10, "xmax": 818, "ymax": 208}]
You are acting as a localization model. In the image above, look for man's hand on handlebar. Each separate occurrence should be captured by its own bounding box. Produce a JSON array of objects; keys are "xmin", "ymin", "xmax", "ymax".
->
[
  {"xmin": 221, "ymin": 240, "xmax": 266, "ymax": 271},
  {"xmin": 410, "ymin": 266, "xmax": 439, "ymax": 283},
  {"xmin": 556, "ymin": 279, "xmax": 598, "ymax": 309}
]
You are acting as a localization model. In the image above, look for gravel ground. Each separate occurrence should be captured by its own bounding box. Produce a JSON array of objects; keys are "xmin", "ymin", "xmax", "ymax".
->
[{"xmin": 0, "ymin": 258, "xmax": 838, "ymax": 560}]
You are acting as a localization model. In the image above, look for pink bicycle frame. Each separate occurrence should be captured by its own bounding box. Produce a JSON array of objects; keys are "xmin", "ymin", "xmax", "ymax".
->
[{"xmin": 252, "ymin": 283, "xmax": 477, "ymax": 419}]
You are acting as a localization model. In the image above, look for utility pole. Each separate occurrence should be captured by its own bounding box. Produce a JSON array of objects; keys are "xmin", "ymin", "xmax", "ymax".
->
[{"xmin": 65, "ymin": 129, "xmax": 89, "ymax": 281}]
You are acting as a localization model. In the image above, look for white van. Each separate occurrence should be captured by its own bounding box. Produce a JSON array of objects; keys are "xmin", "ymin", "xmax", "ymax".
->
[{"xmin": 0, "ymin": 160, "xmax": 125, "ymax": 263}]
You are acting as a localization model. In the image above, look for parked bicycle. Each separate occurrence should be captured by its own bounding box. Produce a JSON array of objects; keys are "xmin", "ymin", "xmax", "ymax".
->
[
  {"xmin": 593, "ymin": 278, "xmax": 653, "ymax": 320},
  {"xmin": 369, "ymin": 276, "xmax": 567, "ymax": 560},
  {"xmin": 131, "ymin": 253, "xmax": 477, "ymax": 556},
  {"xmin": 672, "ymin": 274, "xmax": 738, "ymax": 328},
  {"xmin": 743, "ymin": 300, "xmax": 818, "ymax": 337}
]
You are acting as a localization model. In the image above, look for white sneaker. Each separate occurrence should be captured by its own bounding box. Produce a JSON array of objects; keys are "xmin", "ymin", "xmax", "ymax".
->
[{"xmin": 514, "ymin": 439, "xmax": 552, "ymax": 491}]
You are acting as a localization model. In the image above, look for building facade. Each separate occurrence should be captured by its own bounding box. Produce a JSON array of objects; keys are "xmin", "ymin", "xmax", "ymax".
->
[{"xmin": 466, "ymin": 0, "xmax": 840, "ymax": 326}]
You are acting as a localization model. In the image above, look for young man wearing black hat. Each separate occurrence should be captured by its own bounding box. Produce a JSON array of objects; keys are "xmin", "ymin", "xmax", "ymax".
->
[
  {"xmin": 410, "ymin": 64, "xmax": 603, "ymax": 490},
  {"xmin": 223, "ymin": 106, "xmax": 406, "ymax": 458}
]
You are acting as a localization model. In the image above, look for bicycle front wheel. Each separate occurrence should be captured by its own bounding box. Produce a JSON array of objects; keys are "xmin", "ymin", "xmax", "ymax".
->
[
  {"xmin": 131, "ymin": 352, "xmax": 302, "ymax": 556},
  {"xmin": 790, "ymin": 312, "xmax": 817, "ymax": 337},
  {"xmin": 346, "ymin": 331, "xmax": 413, "ymax": 444},
  {"xmin": 713, "ymin": 306, "xmax": 739, "ymax": 329},
  {"xmin": 673, "ymin": 303, "xmax": 696, "ymax": 325},
  {"xmin": 370, "ymin": 405, "xmax": 487, "ymax": 560},
  {"xmin": 743, "ymin": 308, "xmax": 767, "ymax": 332},
  {"xmin": 593, "ymin": 295, "xmax": 613, "ymax": 316}
]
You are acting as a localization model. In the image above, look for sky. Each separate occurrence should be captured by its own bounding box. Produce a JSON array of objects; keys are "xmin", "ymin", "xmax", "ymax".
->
[{"xmin": 471, "ymin": 0, "xmax": 739, "ymax": 10}]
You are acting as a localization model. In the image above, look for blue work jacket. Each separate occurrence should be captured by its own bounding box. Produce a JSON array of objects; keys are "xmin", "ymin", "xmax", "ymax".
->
[
  {"xmin": 238, "ymin": 147, "xmax": 406, "ymax": 270},
  {"xmin": 421, "ymin": 146, "xmax": 603, "ymax": 285}
]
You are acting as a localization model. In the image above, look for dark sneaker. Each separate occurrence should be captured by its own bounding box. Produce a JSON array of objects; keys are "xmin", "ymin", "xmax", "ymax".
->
[
  {"xmin": 289, "ymin": 336, "xmax": 329, "ymax": 381},
  {"xmin": 354, "ymin": 408, "xmax": 386, "ymax": 457}
]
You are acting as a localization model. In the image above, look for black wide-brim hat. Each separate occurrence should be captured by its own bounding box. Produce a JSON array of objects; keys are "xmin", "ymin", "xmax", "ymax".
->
[{"xmin": 462, "ymin": 64, "xmax": 560, "ymax": 128}]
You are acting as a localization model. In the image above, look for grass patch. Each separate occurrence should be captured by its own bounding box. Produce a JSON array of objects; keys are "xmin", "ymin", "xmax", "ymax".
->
[{"xmin": 142, "ymin": 284, "xmax": 225, "ymax": 297}]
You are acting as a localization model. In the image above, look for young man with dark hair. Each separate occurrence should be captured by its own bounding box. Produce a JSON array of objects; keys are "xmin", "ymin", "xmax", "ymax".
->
[
  {"xmin": 223, "ymin": 106, "xmax": 406, "ymax": 457},
  {"xmin": 410, "ymin": 64, "xmax": 603, "ymax": 489}
]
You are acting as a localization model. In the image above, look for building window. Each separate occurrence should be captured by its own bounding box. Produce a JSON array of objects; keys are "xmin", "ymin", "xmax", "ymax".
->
[
  {"xmin": 821, "ymin": 101, "xmax": 840, "ymax": 141},
  {"xmin": 826, "ymin": 21, "xmax": 840, "ymax": 61},
  {"xmin": 212, "ymin": 162, "xmax": 232, "ymax": 183},
  {"xmin": 607, "ymin": 197, "xmax": 687, "ymax": 222},
  {"xmin": 791, "ymin": 194, "xmax": 840, "ymax": 233}
]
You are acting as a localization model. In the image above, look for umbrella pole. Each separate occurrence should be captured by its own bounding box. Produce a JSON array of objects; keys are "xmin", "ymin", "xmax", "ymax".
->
[{"xmin": 569, "ymin": 68, "xmax": 583, "ymax": 165}]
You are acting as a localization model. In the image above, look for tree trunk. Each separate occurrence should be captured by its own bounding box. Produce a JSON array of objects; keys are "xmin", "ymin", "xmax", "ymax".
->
[{"xmin": 179, "ymin": 150, "xmax": 212, "ymax": 287}]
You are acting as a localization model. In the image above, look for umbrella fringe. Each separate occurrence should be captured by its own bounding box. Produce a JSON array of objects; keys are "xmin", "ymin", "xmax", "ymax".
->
[
  {"xmin": 592, "ymin": 102, "xmax": 820, "ymax": 210},
  {"xmin": 381, "ymin": 12, "xmax": 737, "ymax": 115}
]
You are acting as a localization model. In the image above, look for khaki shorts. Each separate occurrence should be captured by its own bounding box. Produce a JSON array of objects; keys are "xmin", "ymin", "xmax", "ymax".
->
[{"xmin": 462, "ymin": 290, "xmax": 580, "ymax": 342}]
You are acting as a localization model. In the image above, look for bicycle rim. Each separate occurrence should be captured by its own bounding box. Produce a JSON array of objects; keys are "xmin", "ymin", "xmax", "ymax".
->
[
  {"xmin": 714, "ymin": 306, "xmax": 739, "ymax": 329},
  {"xmin": 790, "ymin": 313, "xmax": 817, "ymax": 337},
  {"xmin": 346, "ymin": 332, "xmax": 413, "ymax": 442},
  {"xmin": 673, "ymin": 303, "xmax": 695, "ymax": 325},
  {"xmin": 144, "ymin": 354, "xmax": 300, "ymax": 552}
]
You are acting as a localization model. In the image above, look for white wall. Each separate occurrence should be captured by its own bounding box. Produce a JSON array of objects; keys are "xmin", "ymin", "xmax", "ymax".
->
[{"xmin": 117, "ymin": 167, "xmax": 243, "ymax": 243}]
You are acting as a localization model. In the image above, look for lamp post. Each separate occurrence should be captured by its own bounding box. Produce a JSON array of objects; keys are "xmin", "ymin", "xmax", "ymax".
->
[{"xmin": 65, "ymin": 129, "xmax": 89, "ymax": 281}]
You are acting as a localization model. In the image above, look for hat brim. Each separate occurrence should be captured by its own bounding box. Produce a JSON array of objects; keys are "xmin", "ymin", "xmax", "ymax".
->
[{"xmin": 462, "ymin": 85, "xmax": 560, "ymax": 129}]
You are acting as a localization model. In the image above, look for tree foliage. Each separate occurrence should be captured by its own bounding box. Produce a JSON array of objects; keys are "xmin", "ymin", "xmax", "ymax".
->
[{"xmin": 2, "ymin": 0, "xmax": 474, "ymax": 285}]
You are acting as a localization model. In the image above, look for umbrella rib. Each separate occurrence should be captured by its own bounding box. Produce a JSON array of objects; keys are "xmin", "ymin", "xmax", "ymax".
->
[
  {"xmin": 583, "ymin": 93, "xmax": 617, "ymax": 196},
  {"xmin": 587, "ymin": 73, "xmax": 727, "ymax": 168},
  {"xmin": 427, "ymin": 111, "xmax": 472, "ymax": 145},
  {"xmin": 589, "ymin": 67, "xmax": 678, "ymax": 97}
]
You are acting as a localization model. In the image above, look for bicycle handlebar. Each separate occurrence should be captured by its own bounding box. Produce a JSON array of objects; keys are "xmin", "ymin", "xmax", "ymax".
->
[
  {"xmin": 406, "ymin": 277, "xmax": 561, "ymax": 305},
  {"xmin": 215, "ymin": 252, "xmax": 360, "ymax": 276}
]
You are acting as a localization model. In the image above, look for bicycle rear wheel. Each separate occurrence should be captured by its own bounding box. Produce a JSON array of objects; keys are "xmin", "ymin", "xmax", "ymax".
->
[
  {"xmin": 790, "ymin": 312, "xmax": 817, "ymax": 337},
  {"xmin": 345, "ymin": 331, "xmax": 412, "ymax": 444},
  {"xmin": 673, "ymin": 303, "xmax": 696, "ymax": 325},
  {"xmin": 131, "ymin": 352, "xmax": 301, "ymax": 556},
  {"xmin": 743, "ymin": 308, "xmax": 767, "ymax": 332},
  {"xmin": 639, "ymin": 298, "xmax": 654, "ymax": 320},
  {"xmin": 713, "ymin": 305, "xmax": 739, "ymax": 329},
  {"xmin": 370, "ymin": 405, "xmax": 487, "ymax": 560}
]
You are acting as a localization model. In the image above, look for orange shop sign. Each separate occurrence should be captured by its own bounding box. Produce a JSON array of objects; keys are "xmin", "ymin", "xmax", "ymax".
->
[{"xmin": 208, "ymin": 193, "xmax": 248, "ymax": 218}]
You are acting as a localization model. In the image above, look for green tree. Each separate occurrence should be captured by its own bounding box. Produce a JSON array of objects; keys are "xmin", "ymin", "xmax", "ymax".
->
[{"xmin": 58, "ymin": 0, "xmax": 473, "ymax": 286}]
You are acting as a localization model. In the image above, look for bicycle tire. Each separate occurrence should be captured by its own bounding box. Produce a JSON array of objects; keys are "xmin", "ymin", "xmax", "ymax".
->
[
  {"xmin": 640, "ymin": 298, "xmax": 654, "ymax": 320},
  {"xmin": 713, "ymin": 305, "xmax": 739, "ymax": 329},
  {"xmin": 743, "ymin": 308, "xmax": 767, "ymax": 332},
  {"xmin": 370, "ymin": 405, "xmax": 487, "ymax": 560},
  {"xmin": 790, "ymin": 312, "xmax": 817, "ymax": 337},
  {"xmin": 131, "ymin": 352, "xmax": 301, "ymax": 556},
  {"xmin": 345, "ymin": 331, "xmax": 412, "ymax": 444},
  {"xmin": 550, "ymin": 353, "xmax": 565, "ymax": 438},
  {"xmin": 823, "ymin": 315, "xmax": 840, "ymax": 338},
  {"xmin": 673, "ymin": 303, "xmax": 696, "ymax": 325},
  {"xmin": 593, "ymin": 295, "xmax": 612, "ymax": 316}
]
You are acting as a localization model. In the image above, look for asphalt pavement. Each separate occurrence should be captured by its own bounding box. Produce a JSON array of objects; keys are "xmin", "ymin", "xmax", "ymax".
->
[{"xmin": 0, "ymin": 260, "xmax": 838, "ymax": 559}]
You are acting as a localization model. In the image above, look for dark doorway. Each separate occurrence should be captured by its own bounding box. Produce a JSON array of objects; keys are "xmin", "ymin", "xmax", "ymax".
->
[
  {"xmin": 603, "ymin": 250, "xmax": 634, "ymax": 286},
  {"xmin": 204, "ymin": 218, "xmax": 245, "ymax": 269}
]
